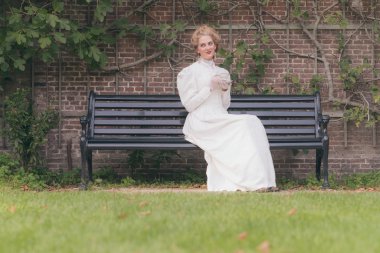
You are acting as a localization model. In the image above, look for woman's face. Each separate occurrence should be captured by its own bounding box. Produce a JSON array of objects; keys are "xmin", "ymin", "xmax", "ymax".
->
[{"xmin": 197, "ymin": 35, "xmax": 216, "ymax": 60}]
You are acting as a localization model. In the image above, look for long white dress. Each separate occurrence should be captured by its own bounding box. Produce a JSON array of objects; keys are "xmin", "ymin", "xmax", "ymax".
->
[{"xmin": 177, "ymin": 58, "xmax": 276, "ymax": 191}]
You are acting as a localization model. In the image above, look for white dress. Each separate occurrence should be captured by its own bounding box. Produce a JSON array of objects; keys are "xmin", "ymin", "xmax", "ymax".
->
[{"xmin": 177, "ymin": 58, "xmax": 276, "ymax": 191}]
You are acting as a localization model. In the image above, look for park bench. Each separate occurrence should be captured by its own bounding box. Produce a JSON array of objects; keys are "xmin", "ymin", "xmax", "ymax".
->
[{"xmin": 80, "ymin": 91, "xmax": 330, "ymax": 188}]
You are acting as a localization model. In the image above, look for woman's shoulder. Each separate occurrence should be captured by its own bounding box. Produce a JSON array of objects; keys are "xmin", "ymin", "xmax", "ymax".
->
[{"xmin": 177, "ymin": 62, "xmax": 198, "ymax": 78}]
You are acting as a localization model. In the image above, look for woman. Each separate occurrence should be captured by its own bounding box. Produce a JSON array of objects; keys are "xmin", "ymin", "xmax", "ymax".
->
[{"xmin": 177, "ymin": 25, "xmax": 277, "ymax": 192}]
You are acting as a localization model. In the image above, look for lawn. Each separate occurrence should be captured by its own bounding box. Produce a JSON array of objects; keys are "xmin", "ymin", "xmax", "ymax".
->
[{"xmin": 1, "ymin": 188, "xmax": 379, "ymax": 253}]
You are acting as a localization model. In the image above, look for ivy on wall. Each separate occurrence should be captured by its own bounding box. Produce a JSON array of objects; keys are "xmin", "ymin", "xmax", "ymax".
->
[{"xmin": 0, "ymin": 0, "xmax": 379, "ymax": 126}]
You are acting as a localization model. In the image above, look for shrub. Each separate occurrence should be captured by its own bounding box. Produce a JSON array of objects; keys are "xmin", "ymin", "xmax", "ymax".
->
[
  {"xmin": 0, "ymin": 153, "xmax": 20, "ymax": 181},
  {"xmin": 93, "ymin": 167, "xmax": 120, "ymax": 184},
  {"xmin": 3, "ymin": 88, "xmax": 58, "ymax": 170}
]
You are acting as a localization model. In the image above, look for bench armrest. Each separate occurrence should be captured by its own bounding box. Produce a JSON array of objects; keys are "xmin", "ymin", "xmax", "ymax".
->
[
  {"xmin": 317, "ymin": 114, "xmax": 330, "ymax": 137},
  {"xmin": 318, "ymin": 114, "xmax": 330, "ymax": 138},
  {"xmin": 321, "ymin": 115, "xmax": 330, "ymax": 128},
  {"xmin": 80, "ymin": 116, "xmax": 89, "ymax": 137}
]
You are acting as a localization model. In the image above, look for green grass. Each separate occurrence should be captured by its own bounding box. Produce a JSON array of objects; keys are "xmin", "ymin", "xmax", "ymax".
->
[{"xmin": 1, "ymin": 188, "xmax": 380, "ymax": 253}]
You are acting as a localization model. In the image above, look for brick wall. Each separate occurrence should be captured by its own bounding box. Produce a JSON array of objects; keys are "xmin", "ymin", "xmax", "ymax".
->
[{"xmin": 2, "ymin": 0, "xmax": 380, "ymax": 180}]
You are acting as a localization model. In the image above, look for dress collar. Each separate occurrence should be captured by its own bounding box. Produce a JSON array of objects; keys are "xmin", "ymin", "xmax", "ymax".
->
[{"xmin": 198, "ymin": 57, "xmax": 216, "ymax": 69}]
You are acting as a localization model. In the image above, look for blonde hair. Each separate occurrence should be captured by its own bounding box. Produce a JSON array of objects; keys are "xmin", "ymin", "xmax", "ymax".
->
[{"xmin": 191, "ymin": 25, "xmax": 221, "ymax": 52}]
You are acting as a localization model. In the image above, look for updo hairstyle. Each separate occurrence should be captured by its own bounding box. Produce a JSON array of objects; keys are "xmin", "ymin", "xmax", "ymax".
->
[{"xmin": 191, "ymin": 25, "xmax": 221, "ymax": 53}]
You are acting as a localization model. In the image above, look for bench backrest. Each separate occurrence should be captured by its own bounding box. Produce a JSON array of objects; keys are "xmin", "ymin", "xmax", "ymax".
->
[{"xmin": 86, "ymin": 91, "xmax": 323, "ymax": 141}]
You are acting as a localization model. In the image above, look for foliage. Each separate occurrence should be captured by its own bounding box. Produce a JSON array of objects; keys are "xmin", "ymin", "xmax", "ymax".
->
[
  {"xmin": 0, "ymin": 152, "xmax": 82, "ymax": 190},
  {"xmin": 127, "ymin": 150, "xmax": 145, "ymax": 172},
  {"xmin": 289, "ymin": 0, "xmax": 309, "ymax": 19},
  {"xmin": 93, "ymin": 166, "xmax": 120, "ymax": 184},
  {"xmin": 284, "ymin": 73, "xmax": 322, "ymax": 95},
  {"xmin": 121, "ymin": 176, "xmax": 137, "ymax": 187},
  {"xmin": 151, "ymin": 150, "xmax": 178, "ymax": 169},
  {"xmin": 278, "ymin": 170, "xmax": 380, "ymax": 190},
  {"xmin": 343, "ymin": 107, "xmax": 367, "ymax": 127},
  {"xmin": 219, "ymin": 35, "xmax": 273, "ymax": 95},
  {"xmin": 2, "ymin": 0, "xmax": 380, "ymax": 128},
  {"xmin": 342, "ymin": 170, "xmax": 380, "ymax": 189},
  {"xmin": 0, "ymin": 0, "xmax": 116, "ymax": 71},
  {"xmin": 127, "ymin": 150, "xmax": 179, "ymax": 171},
  {"xmin": 3, "ymin": 88, "xmax": 58, "ymax": 169},
  {"xmin": 324, "ymin": 11, "xmax": 349, "ymax": 28},
  {"xmin": 339, "ymin": 57, "xmax": 372, "ymax": 91},
  {"xmin": 0, "ymin": 152, "xmax": 20, "ymax": 181},
  {"xmin": 337, "ymin": 31, "xmax": 379, "ymax": 126},
  {"xmin": 196, "ymin": 0, "xmax": 217, "ymax": 16}
]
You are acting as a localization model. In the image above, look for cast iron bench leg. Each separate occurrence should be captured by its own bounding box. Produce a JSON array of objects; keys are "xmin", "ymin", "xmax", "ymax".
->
[
  {"xmin": 322, "ymin": 115, "xmax": 330, "ymax": 189},
  {"xmin": 316, "ymin": 148, "xmax": 323, "ymax": 181},
  {"xmin": 80, "ymin": 138, "xmax": 88, "ymax": 190},
  {"xmin": 322, "ymin": 137, "xmax": 330, "ymax": 188},
  {"xmin": 88, "ymin": 151, "xmax": 93, "ymax": 182}
]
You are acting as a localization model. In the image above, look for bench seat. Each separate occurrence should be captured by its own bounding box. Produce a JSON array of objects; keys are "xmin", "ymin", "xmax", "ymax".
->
[{"xmin": 80, "ymin": 91, "xmax": 330, "ymax": 188}]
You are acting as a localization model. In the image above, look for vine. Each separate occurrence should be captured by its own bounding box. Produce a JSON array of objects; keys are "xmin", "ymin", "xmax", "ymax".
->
[{"xmin": 1, "ymin": 0, "xmax": 380, "ymax": 127}]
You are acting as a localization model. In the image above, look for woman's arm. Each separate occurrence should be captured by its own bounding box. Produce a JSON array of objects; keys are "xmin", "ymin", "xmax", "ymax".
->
[
  {"xmin": 221, "ymin": 86, "xmax": 231, "ymax": 109},
  {"xmin": 219, "ymin": 69, "xmax": 231, "ymax": 109},
  {"xmin": 177, "ymin": 68, "xmax": 211, "ymax": 112}
]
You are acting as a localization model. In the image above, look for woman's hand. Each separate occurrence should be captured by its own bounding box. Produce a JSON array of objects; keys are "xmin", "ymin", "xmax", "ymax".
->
[
  {"xmin": 211, "ymin": 75, "xmax": 229, "ymax": 91},
  {"xmin": 210, "ymin": 75, "xmax": 221, "ymax": 91},
  {"xmin": 219, "ymin": 80, "xmax": 229, "ymax": 91}
]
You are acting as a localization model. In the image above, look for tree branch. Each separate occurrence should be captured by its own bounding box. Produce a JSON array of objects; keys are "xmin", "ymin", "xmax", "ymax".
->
[
  {"xmin": 125, "ymin": 0, "xmax": 159, "ymax": 17},
  {"xmin": 270, "ymin": 36, "xmax": 324, "ymax": 62},
  {"xmin": 332, "ymin": 98, "xmax": 380, "ymax": 114},
  {"xmin": 103, "ymin": 39, "xmax": 176, "ymax": 71},
  {"xmin": 295, "ymin": 16, "xmax": 335, "ymax": 101}
]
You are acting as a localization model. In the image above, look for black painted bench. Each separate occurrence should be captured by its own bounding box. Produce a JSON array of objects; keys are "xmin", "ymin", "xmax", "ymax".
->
[{"xmin": 80, "ymin": 91, "xmax": 330, "ymax": 188}]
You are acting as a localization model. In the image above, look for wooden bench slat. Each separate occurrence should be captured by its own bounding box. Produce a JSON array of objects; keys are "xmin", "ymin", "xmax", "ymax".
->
[
  {"xmin": 95, "ymin": 110, "xmax": 316, "ymax": 118},
  {"xmin": 95, "ymin": 95, "xmax": 316, "ymax": 102},
  {"xmin": 265, "ymin": 128, "xmax": 316, "ymax": 135},
  {"xmin": 94, "ymin": 128, "xmax": 184, "ymax": 135},
  {"xmin": 94, "ymin": 119, "xmax": 185, "ymax": 126},
  {"xmin": 93, "ymin": 119, "xmax": 316, "ymax": 127},
  {"xmin": 95, "ymin": 102, "xmax": 184, "ymax": 109},
  {"xmin": 94, "ymin": 102, "xmax": 316, "ymax": 109},
  {"xmin": 93, "ymin": 128, "xmax": 315, "ymax": 136},
  {"xmin": 94, "ymin": 110, "xmax": 187, "ymax": 117}
]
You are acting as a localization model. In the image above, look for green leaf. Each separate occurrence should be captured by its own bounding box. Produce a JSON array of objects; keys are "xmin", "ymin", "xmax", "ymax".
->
[
  {"xmin": 8, "ymin": 13, "xmax": 22, "ymax": 25},
  {"xmin": 78, "ymin": 47, "xmax": 85, "ymax": 59},
  {"xmin": 14, "ymin": 33, "xmax": 27, "ymax": 45},
  {"xmin": 25, "ymin": 5, "xmax": 38, "ymax": 15},
  {"xmin": 235, "ymin": 41, "xmax": 248, "ymax": 57},
  {"xmin": 52, "ymin": 0, "xmax": 65, "ymax": 12},
  {"xmin": 58, "ymin": 19, "xmax": 71, "ymax": 31},
  {"xmin": 159, "ymin": 24, "xmax": 171, "ymax": 37},
  {"xmin": 90, "ymin": 26, "xmax": 105, "ymax": 36},
  {"xmin": 94, "ymin": 0, "xmax": 113, "ymax": 22},
  {"xmin": 25, "ymin": 29, "xmax": 40, "ymax": 39},
  {"xmin": 89, "ymin": 46, "xmax": 101, "ymax": 62},
  {"xmin": 291, "ymin": 75, "xmax": 300, "ymax": 84},
  {"xmin": 13, "ymin": 58, "xmax": 26, "ymax": 71},
  {"xmin": 0, "ymin": 62, "xmax": 9, "ymax": 72},
  {"xmin": 41, "ymin": 51, "xmax": 55, "ymax": 63},
  {"xmin": 236, "ymin": 59, "xmax": 244, "ymax": 72},
  {"xmin": 71, "ymin": 32, "xmax": 85, "ymax": 44},
  {"xmin": 38, "ymin": 37, "xmax": 52, "ymax": 49},
  {"xmin": 217, "ymin": 48, "xmax": 228, "ymax": 58},
  {"xmin": 47, "ymin": 14, "xmax": 59, "ymax": 28},
  {"xmin": 54, "ymin": 33, "xmax": 67, "ymax": 44},
  {"xmin": 261, "ymin": 33, "xmax": 270, "ymax": 44},
  {"xmin": 173, "ymin": 21, "xmax": 186, "ymax": 32}
]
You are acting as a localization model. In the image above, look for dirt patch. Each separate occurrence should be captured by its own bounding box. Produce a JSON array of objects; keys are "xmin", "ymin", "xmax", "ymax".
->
[{"xmin": 105, "ymin": 187, "xmax": 207, "ymax": 193}]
